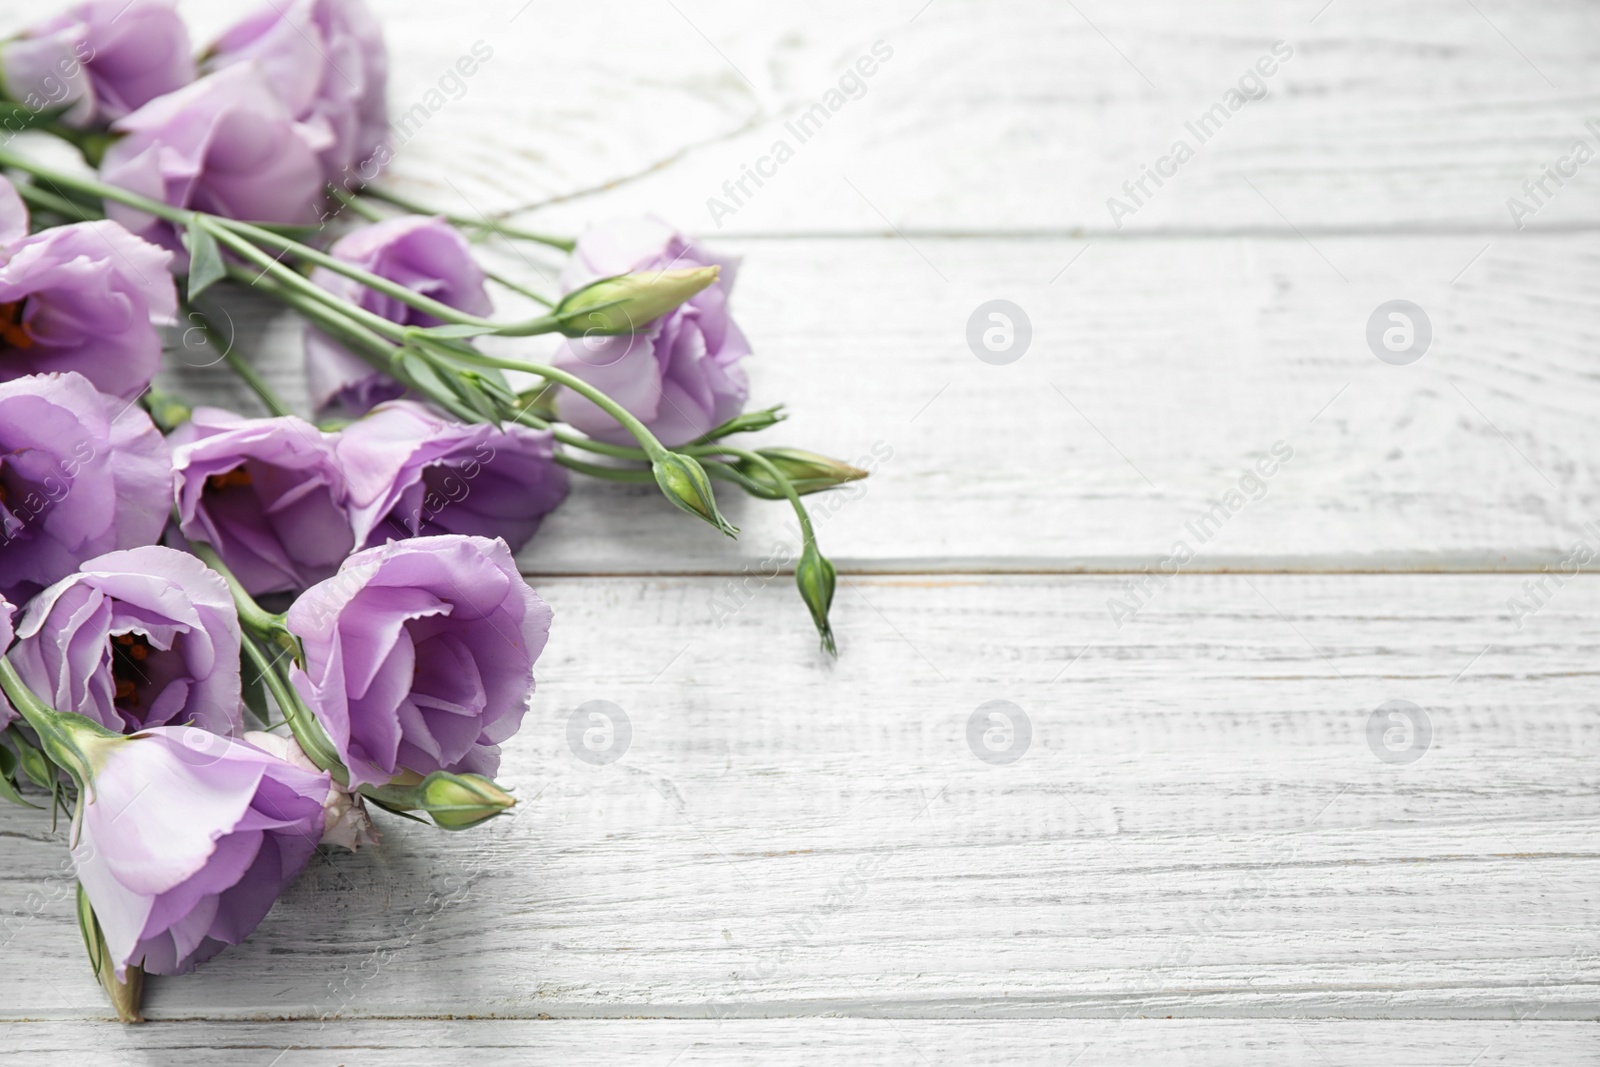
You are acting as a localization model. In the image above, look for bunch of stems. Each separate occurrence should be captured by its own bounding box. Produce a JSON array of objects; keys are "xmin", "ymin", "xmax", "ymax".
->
[{"xmin": 0, "ymin": 144, "xmax": 847, "ymax": 650}]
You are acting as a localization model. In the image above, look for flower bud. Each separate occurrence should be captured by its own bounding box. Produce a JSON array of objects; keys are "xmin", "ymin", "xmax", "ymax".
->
[
  {"xmin": 554, "ymin": 266, "xmax": 720, "ymax": 336},
  {"xmin": 795, "ymin": 542, "xmax": 838, "ymax": 655},
  {"xmin": 735, "ymin": 448, "xmax": 868, "ymax": 497},
  {"xmin": 77, "ymin": 884, "xmax": 144, "ymax": 1024},
  {"xmin": 653, "ymin": 452, "xmax": 739, "ymax": 537},
  {"xmin": 417, "ymin": 771, "xmax": 516, "ymax": 830}
]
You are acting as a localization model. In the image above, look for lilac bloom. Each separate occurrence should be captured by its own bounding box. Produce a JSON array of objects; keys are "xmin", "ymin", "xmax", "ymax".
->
[
  {"xmin": 287, "ymin": 535, "xmax": 551, "ymax": 789},
  {"xmin": 244, "ymin": 730, "xmax": 377, "ymax": 850},
  {"xmin": 100, "ymin": 64, "xmax": 327, "ymax": 260},
  {"xmin": 551, "ymin": 216, "xmax": 750, "ymax": 447},
  {"xmin": 0, "ymin": 372, "xmax": 170, "ymax": 605},
  {"xmin": 0, "ymin": 0, "xmax": 194, "ymax": 126},
  {"xmin": 207, "ymin": 0, "xmax": 389, "ymax": 184},
  {"xmin": 304, "ymin": 215, "xmax": 491, "ymax": 417},
  {"xmin": 0, "ymin": 176, "xmax": 177, "ymax": 400},
  {"xmin": 337, "ymin": 400, "xmax": 568, "ymax": 553},
  {"xmin": 72, "ymin": 726, "xmax": 327, "ymax": 977},
  {"xmin": 0, "ymin": 595, "xmax": 13, "ymax": 725},
  {"xmin": 170, "ymin": 408, "xmax": 355, "ymax": 598},
  {"xmin": 10, "ymin": 546, "xmax": 242, "ymax": 736}
]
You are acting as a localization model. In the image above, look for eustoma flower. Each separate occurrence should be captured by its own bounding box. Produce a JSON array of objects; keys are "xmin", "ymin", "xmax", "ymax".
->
[
  {"xmin": 337, "ymin": 400, "xmax": 568, "ymax": 552},
  {"xmin": 304, "ymin": 215, "xmax": 492, "ymax": 417},
  {"xmin": 0, "ymin": 371, "xmax": 170, "ymax": 604},
  {"xmin": 69, "ymin": 726, "xmax": 327, "ymax": 977},
  {"xmin": 207, "ymin": 0, "xmax": 389, "ymax": 184},
  {"xmin": 0, "ymin": 0, "xmax": 193, "ymax": 126},
  {"xmin": 244, "ymin": 731, "xmax": 377, "ymax": 851},
  {"xmin": 286, "ymin": 535, "xmax": 551, "ymax": 788},
  {"xmin": 9, "ymin": 545, "xmax": 242, "ymax": 735},
  {"xmin": 100, "ymin": 64, "xmax": 326, "ymax": 256},
  {"xmin": 0, "ymin": 175, "xmax": 177, "ymax": 400},
  {"xmin": 0, "ymin": 595, "xmax": 13, "ymax": 722},
  {"xmin": 551, "ymin": 216, "xmax": 751, "ymax": 447},
  {"xmin": 171, "ymin": 408, "xmax": 355, "ymax": 598}
]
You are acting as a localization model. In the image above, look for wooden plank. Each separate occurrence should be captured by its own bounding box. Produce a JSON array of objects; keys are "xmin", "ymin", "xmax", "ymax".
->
[
  {"xmin": 358, "ymin": 0, "xmax": 1600, "ymax": 234},
  {"xmin": 3, "ymin": 574, "xmax": 1596, "ymax": 1021},
  {"xmin": 5, "ymin": 1019, "xmax": 1598, "ymax": 1065},
  {"xmin": 164, "ymin": 233, "xmax": 1600, "ymax": 573},
  {"xmin": 4, "ymin": 0, "xmax": 1590, "ymax": 234}
]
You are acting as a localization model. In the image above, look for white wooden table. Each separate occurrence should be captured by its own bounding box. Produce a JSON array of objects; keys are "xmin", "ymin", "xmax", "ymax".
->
[{"xmin": 5, "ymin": 1, "xmax": 1600, "ymax": 1062}]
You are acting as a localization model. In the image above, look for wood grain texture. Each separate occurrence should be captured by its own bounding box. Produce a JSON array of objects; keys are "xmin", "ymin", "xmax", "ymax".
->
[
  {"xmin": 0, "ymin": 0, "xmax": 1596, "ymax": 1056},
  {"xmin": 8, "ymin": 1019, "xmax": 1600, "ymax": 1066},
  {"xmin": 3, "ymin": 576, "xmax": 1596, "ymax": 1022},
  {"xmin": 250, "ymin": 0, "xmax": 1600, "ymax": 236},
  {"xmin": 162, "ymin": 233, "xmax": 1600, "ymax": 573}
]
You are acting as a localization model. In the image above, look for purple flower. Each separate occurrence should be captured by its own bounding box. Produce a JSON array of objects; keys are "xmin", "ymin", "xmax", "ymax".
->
[
  {"xmin": 101, "ymin": 64, "xmax": 327, "ymax": 259},
  {"xmin": 207, "ymin": 0, "xmax": 389, "ymax": 184},
  {"xmin": 0, "ymin": 177, "xmax": 177, "ymax": 400},
  {"xmin": 0, "ymin": 595, "xmax": 14, "ymax": 725},
  {"xmin": 336, "ymin": 400, "xmax": 568, "ymax": 553},
  {"xmin": 551, "ymin": 216, "xmax": 750, "ymax": 447},
  {"xmin": 72, "ymin": 726, "xmax": 327, "ymax": 977},
  {"xmin": 0, "ymin": 0, "xmax": 194, "ymax": 126},
  {"xmin": 304, "ymin": 215, "xmax": 491, "ymax": 417},
  {"xmin": 0, "ymin": 372, "xmax": 170, "ymax": 605},
  {"xmin": 10, "ymin": 545, "xmax": 243, "ymax": 736},
  {"xmin": 286, "ymin": 535, "xmax": 551, "ymax": 789},
  {"xmin": 171, "ymin": 408, "xmax": 355, "ymax": 598},
  {"xmin": 244, "ymin": 730, "xmax": 377, "ymax": 850}
]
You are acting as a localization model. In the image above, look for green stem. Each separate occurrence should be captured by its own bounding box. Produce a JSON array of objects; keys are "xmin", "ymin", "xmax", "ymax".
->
[
  {"xmin": 11, "ymin": 180, "xmax": 103, "ymax": 222},
  {"xmin": 187, "ymin": 541, "xmax": 285, "ymax": 641},
  {"xmin": 0, "ymin": 145, "xmax": 561, "ymax": 339},
  {"xmin": 361, "ymin": 186, "xmax": 575, "ymax": 251},
  {"xmin": 449, "ymin": 351, "xmax": 670, "ymax": 460},
  {"xmin": 224, "ymin": 218, "xmax": 507, "ymax": 331},
  {"xmin": 202, "ymin": 222, "xmax": 411, "ymax": 343},
  {"xmin": 0, "ymin": 658, "xmax": 117, "ymax": 788},
  {"xmin": 240, "ymin": 636, "xmax": 347, "ymax": 784},
  {"xmin": 0, "ymin": 144, "xmax": 191, "ymax": 224},
  {"xmin": 714, "ymin": 446, "xmax": 817, "ymax": 547},
  {"xmin": 183, "ymin": 301, "xmax": 292, "ymax": 418},
  {"xmin": 232, "ymin": 266, "xmax": 479, "ymax": 423},
  {"xmin": 555, "ymin": 455, "xmax": 656, "ymax": 482},
  {"xmin": 483, "ymin": 267, "xmax": 555, "ymax": 307},
  {"xmin": 328, "ymin": 184, "xmax": 387, "ymax": 222}
]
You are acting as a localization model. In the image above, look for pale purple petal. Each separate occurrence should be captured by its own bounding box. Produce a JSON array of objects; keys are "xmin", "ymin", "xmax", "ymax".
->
[{"xmin": 286, "ymin": 535, "xmax": 550, "ymax": 788}]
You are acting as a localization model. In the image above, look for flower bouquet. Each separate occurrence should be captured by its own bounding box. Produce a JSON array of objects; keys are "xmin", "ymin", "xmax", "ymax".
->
[{"xmin": 0, "ymin": 0, "xmax": 864, "ymax": 1021}]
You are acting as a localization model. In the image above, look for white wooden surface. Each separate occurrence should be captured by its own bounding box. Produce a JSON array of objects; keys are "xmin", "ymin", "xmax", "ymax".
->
[{"xmin": 4, "ymin": 1, "xmax": 1600, "ymax": 1063}]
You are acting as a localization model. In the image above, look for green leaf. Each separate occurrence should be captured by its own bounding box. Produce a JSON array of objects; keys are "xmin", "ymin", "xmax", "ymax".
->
[
  {"xmin": 0, "ymin": 742, "xmax": 39, "ymax": 809},
  {"xmin": 184, "ymin": 219, "xmax": 226, "ymax": 301},
  {"xmin": 396, "ymin": 348, "xmax": 454, "ymax": 400}
]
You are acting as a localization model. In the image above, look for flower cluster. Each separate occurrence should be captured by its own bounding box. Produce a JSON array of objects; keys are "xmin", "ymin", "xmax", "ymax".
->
[{"xmin": 0, "ymin": 0, "xmax": 865, "ymax": 1024}]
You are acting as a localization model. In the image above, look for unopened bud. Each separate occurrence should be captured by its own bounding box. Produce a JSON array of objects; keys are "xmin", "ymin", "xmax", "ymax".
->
[
  {"xmin": 795, "ymin": 542, "xmax": 838, "ymax": 655},
  {"xmin": 653, "ymin": 452, "xmax": 738, "ymax": 537},
  {"xmin": 555, "ymin": 266, "xmax": 720, "ymax": 336},
  {"xmin": 736, "ymin": 448, "xmax": 868, "ymax": 497},
  {"xmin": 417, "ymin": 772, "xmax": 516, "ymax": 830}
]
